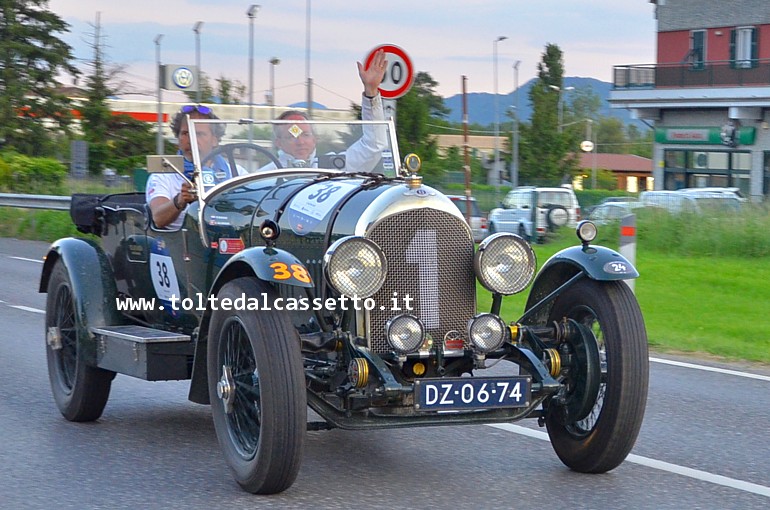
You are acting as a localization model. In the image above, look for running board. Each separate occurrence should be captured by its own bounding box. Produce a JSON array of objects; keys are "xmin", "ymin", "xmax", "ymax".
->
[{"xmin": 90, "ymin": 325, "xmax": 194, "ymax": 381}]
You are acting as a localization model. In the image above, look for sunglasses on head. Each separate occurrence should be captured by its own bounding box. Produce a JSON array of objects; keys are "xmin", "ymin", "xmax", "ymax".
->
[{"xmin": 181, "ymin": 104, "xmax": 212, "ymax": 115}]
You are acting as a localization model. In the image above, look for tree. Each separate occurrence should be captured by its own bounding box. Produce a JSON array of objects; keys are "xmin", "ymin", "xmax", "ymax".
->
[
  {"xmin": 0, "ymin": 1, "xmax": 78, "ymax": 156},
  {"xmin": 183, "ymin": 73, "xmax": 247, "ymax": 104},
  {"xmin": 79, "ymin": 13, "xmax": 156, "ymax": 173},
  {"xmin": 392, "ymin": 71, "xmax": 447, "ymax": 182},
  {"xmin": 519, "ymin": 43, "xmax": 578, "ymax": 185}
]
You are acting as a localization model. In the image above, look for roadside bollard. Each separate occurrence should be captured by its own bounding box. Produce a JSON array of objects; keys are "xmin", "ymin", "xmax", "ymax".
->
[{"xmin": 620, "ymin": 214, "xmax": 637, "ymax": 293}]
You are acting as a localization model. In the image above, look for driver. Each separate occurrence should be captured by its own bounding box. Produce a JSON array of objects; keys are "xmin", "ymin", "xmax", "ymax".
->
[
  {"xmin": 261, "ymin": 49, "xmax": 389, "ymax": 172},
  {"xmin": 146, "ymin": 105, "xmax": 228, "ymax": 229}
]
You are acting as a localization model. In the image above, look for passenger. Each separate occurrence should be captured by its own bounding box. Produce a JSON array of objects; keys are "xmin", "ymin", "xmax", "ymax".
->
[
  {"xmin": 262, "ymin": 49, "xmax": 389, "ymax": 172},
  {"xmin": 146, "ymin": 105, "xmax": 228, "ymax": 229}
]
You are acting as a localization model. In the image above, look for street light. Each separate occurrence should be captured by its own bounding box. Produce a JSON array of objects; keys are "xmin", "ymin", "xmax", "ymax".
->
[
  {"xmin": 511, "ymin": 60, "xmax": 521, "ymax": 188},
  {"xmin": 549, "ymin": 84, "xmax": 574, "ymax": 132},
  {"xmin": 305, "ymin": 0, "xmax": 312, "ymax": 118},
  {"xmin": 193, "ymin": 21, "xmax": 203, "ymax": 104},
  {"xmin": 493, "ymin": 35, "xmax": 508, "ymax": 186},
  {"xmin": 247, "ymin": 4, "xmax": 260, "ymax": 122},
  {"xmin": 154, "ymin": 34, "xmax": 163, "ymax": 155},
  {"xmin": 269, "ymin": 57, "xmax": 280, "ymax": 119}
]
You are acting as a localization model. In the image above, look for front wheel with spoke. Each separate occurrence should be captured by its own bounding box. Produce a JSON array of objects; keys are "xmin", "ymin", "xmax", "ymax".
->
[
  {"xmin": 207, "ymin": 277, "xmax": 306, "ymax": 494},
  {"xmin": 545, "ymin": 279, "xmax": 649, "ymax": 473}
]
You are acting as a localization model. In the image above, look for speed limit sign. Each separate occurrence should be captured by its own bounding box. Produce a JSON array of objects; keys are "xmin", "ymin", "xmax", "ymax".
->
[{"xmin": 364, "ymin": 44, "xmax": 415, "ymax": 99}]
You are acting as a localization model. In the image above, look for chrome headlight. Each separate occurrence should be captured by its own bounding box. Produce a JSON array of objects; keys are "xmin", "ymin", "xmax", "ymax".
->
[
  {"xmin": 385, "ymin": 314, "xmax": 425, "ymax": 354},
  {"xmin": 468, "ymin": 313, "xmax": 507, "ymax": 353},
  {"xmin": 474, "ymin": 233, "xmax": 536, "ymax": 295},
  {"xmin": 324, "ymin": 236, "xmax": 387, "ymax": 298},
  {"xmin": 576, "ymin": 220, "xmax": 597, "ymax": 243}
]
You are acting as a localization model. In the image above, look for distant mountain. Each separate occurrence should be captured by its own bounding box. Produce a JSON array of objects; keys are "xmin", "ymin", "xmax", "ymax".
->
[{"xmin": 442, "ymin": 77, "xmax": 640, "ymax": 128}]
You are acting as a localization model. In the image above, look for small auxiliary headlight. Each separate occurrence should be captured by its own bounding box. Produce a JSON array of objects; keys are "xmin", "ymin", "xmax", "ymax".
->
[
  {"xmin": 385, "ymin": 314, "xmax": 425, "ymax": 354},
  {"xmin": 468, "ymin": 314, "xmax": 507, "ymax": 353},
  {"xmin": 323, "ymin": 236, "xmax": 387, "ymax": 298},
  {"xmin": 576, "ymin": 220, "xmax": 598, "ymax": 244},
  {"xmin": 474, "ymin": 233, "xmax": 536, "ymax": 295}
]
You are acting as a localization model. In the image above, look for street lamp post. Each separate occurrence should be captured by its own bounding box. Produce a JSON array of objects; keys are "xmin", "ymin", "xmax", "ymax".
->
[
  {"xmin": 154, "ymin": 34, "xmax": 163, "ymax": 155},
  {"xmin": 193, "ymin": 21, "xmax": 203, "ymax": 104},
  {"xmin": 305, "ymin": 0, "xmax": 312, "ymax": 118},
  {"xmin": 550, "ymin": 84, "xmax": 574, "ymax": 133},
  {"xmin": 269, "ymin": 57, "xmax": 280, "ymax": 119},
  {"xmin": 511, "ymin": 60, "xmax": 520, "ymax": 188},
  {"xmin": 493, "ymin": 36, "xmax": 507, "ymax": 187},
  {"xmin": 247, "ymin": 5, "xmax": 260, "ymax": 122}
]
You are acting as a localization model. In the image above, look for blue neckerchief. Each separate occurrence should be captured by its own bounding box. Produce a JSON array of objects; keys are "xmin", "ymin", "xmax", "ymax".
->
[
  {"xmin": 179, "ymin": 150, "xmax": 196, "ymax": 180},
  {"xmin": 179, "ymin": 150, "xmax": 231, "ymax": 183}
]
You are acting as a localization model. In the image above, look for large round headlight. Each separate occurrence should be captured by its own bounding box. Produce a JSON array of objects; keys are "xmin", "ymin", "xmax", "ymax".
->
[
  {"xmin": 474, "ymin": 233, "xmax": 536, "ymax": 295},
  {"xmin": 468, "ymin": 314, "xmax": 507, "ymax": 353},
  {"xmin": 324, "ymin": 236, "xmax": 387, "ymax": 298},
  {"xmin": 385, "ymin": 314, "xmax": 425, "ymax": 354}
]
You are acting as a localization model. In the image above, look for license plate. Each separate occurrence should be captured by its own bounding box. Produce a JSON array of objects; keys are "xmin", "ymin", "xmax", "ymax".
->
[{"xmin": 414, "ymin": 376, "xmax": 531, "ymax": 412}]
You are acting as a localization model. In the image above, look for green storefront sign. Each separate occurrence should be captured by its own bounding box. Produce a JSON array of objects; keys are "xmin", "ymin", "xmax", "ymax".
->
[{"xmin": 655, "ymin": 126, "xmax": 756, "ymax": 145}]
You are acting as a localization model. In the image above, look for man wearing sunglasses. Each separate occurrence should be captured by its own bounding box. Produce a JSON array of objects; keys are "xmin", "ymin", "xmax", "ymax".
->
[
  {"xmin": 146, "ymin": 105, "xmax": 229, "ymax": 229},
  {"xmin": 263, "ymin": 49, "xmax": 389, "ymax": 171}
]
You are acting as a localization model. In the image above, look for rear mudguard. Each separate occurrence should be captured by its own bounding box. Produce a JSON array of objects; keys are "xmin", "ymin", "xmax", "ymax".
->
[
  {"xmin": 39, "ymin": 237, "xmax": 122, "ymax": 365},
  {"xmin": 188, "ymin": 245, "xmax": 313, "ymax": 405},
  {"xmin": 522, "ymin": 244, "xmax": 638, "ymax": 325}
]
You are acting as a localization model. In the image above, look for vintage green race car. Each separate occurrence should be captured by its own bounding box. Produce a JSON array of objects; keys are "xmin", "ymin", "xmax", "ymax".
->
[{"xmin": 40, "ymin": 115, "xmax": 648, "ymax": 494}]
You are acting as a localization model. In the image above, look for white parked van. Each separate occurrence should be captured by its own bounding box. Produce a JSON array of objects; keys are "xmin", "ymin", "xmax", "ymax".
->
[{"xmin": 488, "ymin": 186, "xmax": 580, "ymax": 243}]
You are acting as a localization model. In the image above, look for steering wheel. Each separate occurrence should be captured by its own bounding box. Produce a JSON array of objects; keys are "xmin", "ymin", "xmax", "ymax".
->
[{"xmin": 202, "ymin": 142, "xmax": 282, "ymax": 176}]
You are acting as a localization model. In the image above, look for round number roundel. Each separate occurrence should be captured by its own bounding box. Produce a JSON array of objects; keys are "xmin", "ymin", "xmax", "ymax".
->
[{"xmin": 364, "ymin": 44, "xmax": 415, "ymax": 100}]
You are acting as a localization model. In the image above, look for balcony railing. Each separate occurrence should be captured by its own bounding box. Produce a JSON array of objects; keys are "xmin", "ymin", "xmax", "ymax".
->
[{"xmin": 613, "ymin": 59, "xmax": 770, "ymax": 89}]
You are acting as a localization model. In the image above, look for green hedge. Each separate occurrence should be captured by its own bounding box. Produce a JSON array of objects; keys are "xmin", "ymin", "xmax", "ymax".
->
[{"xmin": 0, "ymin": 152, "xmax": 67, "ymax": 195}]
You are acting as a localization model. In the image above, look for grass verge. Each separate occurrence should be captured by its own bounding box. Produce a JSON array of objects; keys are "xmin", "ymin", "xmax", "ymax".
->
[{"xmin": 2, "ymin": 206, "xmax": 769, "ymax": 364}]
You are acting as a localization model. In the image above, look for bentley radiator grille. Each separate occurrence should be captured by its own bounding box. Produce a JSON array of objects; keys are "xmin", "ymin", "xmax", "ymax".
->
[{"xmin": 366, "ymin": 208, "xmax": 476, "ymax": 354}]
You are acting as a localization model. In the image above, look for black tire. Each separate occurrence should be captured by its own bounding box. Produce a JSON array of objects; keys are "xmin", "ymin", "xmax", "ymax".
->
[
  {"xmin": 545, "ymin": 279, "xmax": 648, "ymax": 473},
  {"xmin": 207, "ymin": 277, "xmax": 306, "ymax": 494},
  {"xmin": 546, "ymin": 205, "xmax": 569, "ymax": 231},
  {"xmin": 45, "ymin": 260, "xmax": 114, "ymax": 422}
]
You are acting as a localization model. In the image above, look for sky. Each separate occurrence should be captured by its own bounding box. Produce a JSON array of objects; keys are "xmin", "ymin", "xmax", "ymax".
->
[{"xmin": 48, "ymin": 0, "xmax": 657, "ymax": 110}]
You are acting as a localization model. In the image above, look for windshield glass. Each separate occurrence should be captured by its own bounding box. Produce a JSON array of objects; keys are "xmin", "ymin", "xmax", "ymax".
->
[{"xmin": 186, "ymin": 117, "xmax": 399, "ymax": 198}]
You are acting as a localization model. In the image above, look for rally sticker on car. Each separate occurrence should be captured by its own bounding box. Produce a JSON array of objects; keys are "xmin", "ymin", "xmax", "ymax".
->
[
  {"xmin": 603, "ymin": 260, "xmax": 633, "ymax": 274},
  {"xmin": 287, "ymin": 181, "xmax": 357, "ymax": 235},
  {"xmin": 149, "ymin": 238, "xmax": 181, "ymax": 316}
]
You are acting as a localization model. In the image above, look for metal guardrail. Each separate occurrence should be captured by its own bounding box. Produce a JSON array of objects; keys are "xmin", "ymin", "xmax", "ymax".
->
[{"xmin": 0, "ymin": 193, "xmax": 71, "ymax": 211}]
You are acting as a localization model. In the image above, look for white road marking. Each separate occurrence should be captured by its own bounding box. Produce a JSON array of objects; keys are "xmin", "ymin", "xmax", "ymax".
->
[
  {"xmin": 650, "ymin": 356, "xmax": 770, "ymax": 382},
  {"xmin": 489, "ymin": 423, "xmax": 770, "ymax": 498},
  {"xmin": 0, "ymin": 300, "xmax": 45, "ymax": 315},
  {"xmin": 9, "ymin": 256, "xmax": 43, "ymax": 264},
  {"xmin": 8, "ymin": 304, "xmax": 45, "ymax": 314}
]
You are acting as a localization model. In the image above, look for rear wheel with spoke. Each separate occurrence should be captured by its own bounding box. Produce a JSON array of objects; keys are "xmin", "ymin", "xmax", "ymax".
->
[
  {"xmin": 207, "ymin": 277, "xmax": 306, "ymax": 494},
  {"xmin": 45, "ymin": 260, "xmax": 114, "ymax": 422}
]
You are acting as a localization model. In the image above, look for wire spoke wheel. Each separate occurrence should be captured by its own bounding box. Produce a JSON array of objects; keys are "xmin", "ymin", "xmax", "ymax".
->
[
  {"xmin": 220, "ymin": 317, "xmax": 261, "ymax": 458},
  {"xmin": 45, "ymin": 260, "xmax": 113, "ymax": 422},
  {"xmin": 545, "ymin": 279, "xmax": 649, "ymax": 473},
  {"xmin": 208, "ymin": 277, "xmax": 306, "ymax": 494}
]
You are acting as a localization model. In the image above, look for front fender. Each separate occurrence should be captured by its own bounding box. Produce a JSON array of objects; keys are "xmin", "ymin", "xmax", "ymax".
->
[
  {"xmin": 188, "ymin": 245, "xmax": 313, "ymax": 405},
  {"xmin": 522, "ymin": 244, "xmax": 638, "ymax": 325},
  {"xmin": 39, "ymin": 237, "xmax": 122, "ymax": 364}
]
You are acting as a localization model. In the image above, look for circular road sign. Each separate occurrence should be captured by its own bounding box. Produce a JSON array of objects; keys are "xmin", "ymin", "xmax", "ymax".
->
[
  {"xmin": 580, "ymin": 140, "xmax": 595, "ymax": 152},
  {"xmin": 364, "ymin": 44, "xmax": 414, "ymax": 100}
]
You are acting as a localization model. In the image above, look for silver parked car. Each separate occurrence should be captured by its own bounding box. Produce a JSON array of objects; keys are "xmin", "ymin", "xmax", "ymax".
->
[{"xmin": 447, "ymin": 195, "xmax": 488, "ymax": 242}]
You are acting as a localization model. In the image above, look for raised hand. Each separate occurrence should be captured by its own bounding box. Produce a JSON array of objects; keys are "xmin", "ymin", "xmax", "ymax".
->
[{"xmin": 357, "ymin": 49, "xmax": 387, "ymax": 98}]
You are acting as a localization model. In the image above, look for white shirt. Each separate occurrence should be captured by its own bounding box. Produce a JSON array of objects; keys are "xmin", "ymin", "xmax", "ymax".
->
[
  {"xmin": 261, "ymin": 93, "xmax": 388, "ymax": 172},
  {"xmin": 146, "ymin": 173, "xmax": 188, "ymax": 230}
]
